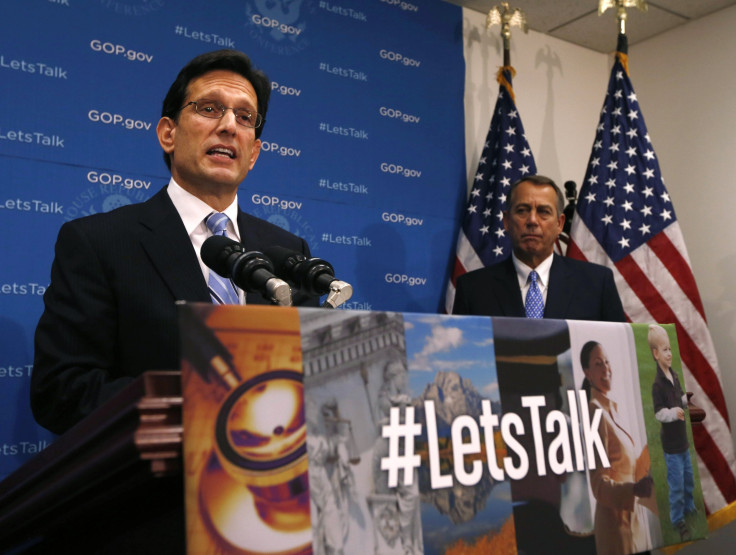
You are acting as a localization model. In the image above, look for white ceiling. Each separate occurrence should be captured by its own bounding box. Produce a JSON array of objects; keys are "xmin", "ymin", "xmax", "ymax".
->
[{"xmin": 446, "ymin": 0, "xmax": 736, "ymax": 53}]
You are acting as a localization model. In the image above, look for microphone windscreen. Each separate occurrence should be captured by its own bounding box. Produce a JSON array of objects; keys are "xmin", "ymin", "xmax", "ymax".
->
[
  {"xmin": 261, "ymin": 245, "xmax": 302, "ymax": 275},
  {"xmin": 201, "ymin": 235, "xmax": 239, "ymax": 277}
]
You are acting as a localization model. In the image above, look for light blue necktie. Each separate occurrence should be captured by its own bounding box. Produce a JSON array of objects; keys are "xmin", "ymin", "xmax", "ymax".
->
[
  {"xmin": 205, "ymin": 212, "xmax": 240, "ymax": 305},
  {"xmin": 525, "ymin": 270, "xmax": 544, "ymax": 319}
]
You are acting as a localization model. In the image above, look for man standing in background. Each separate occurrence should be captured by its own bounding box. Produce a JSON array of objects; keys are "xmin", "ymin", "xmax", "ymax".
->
[{"xmin": 453, "ymin": 174, "xmax": 626, "ymax": 323}]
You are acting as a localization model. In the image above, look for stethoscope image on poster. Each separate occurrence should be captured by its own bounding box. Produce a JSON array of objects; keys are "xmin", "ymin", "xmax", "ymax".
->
[{"xmin": 179, "ymin": 304, "xmax": 312, "ymax": 554}]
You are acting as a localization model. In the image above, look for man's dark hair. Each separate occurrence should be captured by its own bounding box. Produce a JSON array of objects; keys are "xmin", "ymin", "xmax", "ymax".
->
[
  {"xmin": 508, "ymin": 174, "xmax": 565, "ymax": 216},
  {"xmin": 160, "ymin": 49, "xmax": 271, "ymax": 170}
]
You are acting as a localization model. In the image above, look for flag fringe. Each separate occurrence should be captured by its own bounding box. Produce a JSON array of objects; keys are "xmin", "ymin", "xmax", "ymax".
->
[{"xmin": 496, "ymin": 65, "xmax": 516, "ymax": 103}]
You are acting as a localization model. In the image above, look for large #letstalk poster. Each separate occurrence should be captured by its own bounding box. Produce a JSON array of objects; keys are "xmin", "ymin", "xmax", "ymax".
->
[{"xmin": 179, "ymin": 304, "xmax": 707, "ymax": 554}]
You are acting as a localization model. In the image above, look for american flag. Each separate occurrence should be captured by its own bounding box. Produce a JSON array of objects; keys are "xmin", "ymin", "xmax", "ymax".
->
[
  {"xmin": 568, "ymin": 48, "xmax": 736, "ymax": 512},
  {"xmin": 444, "ymin": 67, "xmax": 536, "ymax": 313}
]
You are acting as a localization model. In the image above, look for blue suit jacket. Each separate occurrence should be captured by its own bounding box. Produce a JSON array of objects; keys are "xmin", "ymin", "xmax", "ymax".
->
[
  {"xmin": 452, "ymin": 254, "xmax": 626, "ymax": 322},
  {"xmin": 32, "ymin": 187, "xmax": 316, "ymax": 433}
]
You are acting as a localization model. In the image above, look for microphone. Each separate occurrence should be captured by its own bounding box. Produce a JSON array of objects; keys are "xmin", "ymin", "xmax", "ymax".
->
[
  {"xmin": 262, "ymin": 245, "xmax": 353, "ymax": 309},
  {"xmin": 201, "ymin": 235, "xmax": 292, "ymax": 306}
]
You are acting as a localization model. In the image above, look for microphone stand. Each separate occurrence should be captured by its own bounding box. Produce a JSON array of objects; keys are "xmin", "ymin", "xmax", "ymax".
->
[
  {"xmin": 321, "ymin": 280, "xmax": 353, "ymax": 309},
  {"xmin": 262, "ymin": 277, "xmax": 292, "ymax": 306}
]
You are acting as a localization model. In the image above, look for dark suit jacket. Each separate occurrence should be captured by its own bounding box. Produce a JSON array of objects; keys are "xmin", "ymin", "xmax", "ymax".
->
[
  {"xmin": 452, "ymin": 254, "xmax": 626, "ymax": 322},
  {"xmin": 32, "ymin": 187, "xmax": 316, "ymax": 434}
]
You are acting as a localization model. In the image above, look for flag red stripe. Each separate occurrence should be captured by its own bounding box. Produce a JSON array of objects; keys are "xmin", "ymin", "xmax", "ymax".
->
[
  {"xmin": 648, "ymin": 232, "xmax": 707, "ymax": 321},
  {"xmin": 615, "ymin": 256, "xmax": 669, "ymax": 321},
  {"xmin": 566, "ymin": 240, "xmax": 588, "ymax": 262},
  {"xmin": 615, "ymin": 256, "xmax": 729, "ymax": 423},
  {"xmin": 693, "ymin": 423, "xmax": 736, "ymax": 508},
  {"xmin": 677, "ymin": 333, "xmax": 729, "ymax": 425},
  {"xmin": 451, "ymin": 257, "xmax": 466, "ymax": 287}
]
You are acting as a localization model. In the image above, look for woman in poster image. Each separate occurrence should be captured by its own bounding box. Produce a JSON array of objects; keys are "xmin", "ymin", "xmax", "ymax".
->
[{"xmin": 581, "ymin": 341, "xmax": 655, "ymax": 555}]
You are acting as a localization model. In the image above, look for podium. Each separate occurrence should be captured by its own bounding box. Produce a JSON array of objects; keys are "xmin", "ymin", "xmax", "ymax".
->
[
  {"xmin": 0, "ymin": 306, "xmax": 708, "ymax": 554},
  {"xmin": 0, "ymin": 371, "xmax": 184, "ymax": 553}
]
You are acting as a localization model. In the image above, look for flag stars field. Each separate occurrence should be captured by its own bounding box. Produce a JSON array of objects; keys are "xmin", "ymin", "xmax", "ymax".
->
[{"xmin": 446, "ymin": 66, "xmax": 537, "ymax": 312}]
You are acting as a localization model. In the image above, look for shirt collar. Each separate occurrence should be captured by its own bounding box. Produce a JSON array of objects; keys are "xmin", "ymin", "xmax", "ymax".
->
[
  {"xmin": 166, "ymin": 178, "xmax": 240, "ymax": 240},
  {"xmin": 511, "ymin": 252, "xmax": 554, "ymax": 289}
]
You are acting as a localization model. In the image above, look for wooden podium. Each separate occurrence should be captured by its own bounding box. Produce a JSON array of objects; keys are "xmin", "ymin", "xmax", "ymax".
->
[{"xmin": 0, "ymin": 371, "xmax": 184, "ymax": 553}]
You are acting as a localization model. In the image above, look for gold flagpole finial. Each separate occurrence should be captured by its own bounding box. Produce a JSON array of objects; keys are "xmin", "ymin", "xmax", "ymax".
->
[
  {"xmin": 599, "ymin": 0, "xmax": 648, "ymax": 35},
  {"xmin": 486, "ymin": 2, "xmax": 528, "ymax": 65}
]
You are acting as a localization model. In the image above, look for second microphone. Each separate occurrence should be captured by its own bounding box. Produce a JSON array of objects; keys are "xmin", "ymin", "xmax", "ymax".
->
[{"xmin": 201, "ymin": 235, "xmax": 292, "ymax": 306}]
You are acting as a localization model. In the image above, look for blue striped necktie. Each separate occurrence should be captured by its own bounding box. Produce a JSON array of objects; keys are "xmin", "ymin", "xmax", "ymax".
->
[
  {"xmin": 525, "ymin": 270, "xmax": 544, "ymax": 319},
  {"xmin": 204, "ymin": 212, "xmax": 240, "ymax": 305}
]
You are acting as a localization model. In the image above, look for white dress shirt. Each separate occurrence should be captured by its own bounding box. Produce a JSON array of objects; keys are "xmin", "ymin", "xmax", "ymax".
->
[
  {"xmin": 166, "ymin": 178, "xmax": 244, "ymax": 303},
  {"xmin": 511, "ymin": 252, "xmax": 554, "ymax": 306}
]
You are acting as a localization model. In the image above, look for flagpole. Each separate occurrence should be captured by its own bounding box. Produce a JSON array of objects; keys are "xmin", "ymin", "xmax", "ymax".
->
[{"xmin": 599, "ymin": 0, "xmax": 648, "ymax": 69}]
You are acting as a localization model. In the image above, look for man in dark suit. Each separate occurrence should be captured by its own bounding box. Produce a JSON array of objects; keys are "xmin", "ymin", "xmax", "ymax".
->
[
  {"xmin": 453, "ymin": 174, "xmax": 627, "ymax": 555},
  {"xmin": 32, "ymin": 50, "xmax": 316, "ymax": 436},
  {"xmin": 452, "ymin": 174, "xmax": 626, "ymax": 322}
]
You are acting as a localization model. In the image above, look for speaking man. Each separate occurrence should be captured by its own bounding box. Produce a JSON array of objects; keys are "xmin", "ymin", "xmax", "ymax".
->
[
  {"xmin": 31, "ymin": 50, "xmax": 316, "ymax": 436},
  {"xmin": 452, "ymin": 174, "xmax": 626, "ymax": 322}
]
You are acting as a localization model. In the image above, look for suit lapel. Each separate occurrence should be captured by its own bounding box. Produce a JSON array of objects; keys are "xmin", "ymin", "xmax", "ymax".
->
[
  {"xmin": 496, "ymin": 258, "xmax": 525, "ymax": 317},
  {"xmin": 544, "ymin": 255, "xmax": 574, "ymax": 319},
  {"xmin": 138, "ymin": 189, "xmax": 210, "ymax": 302},
  {"xmin": 237, "ymin": 210, "xmax": 268, "ymax": 252}
]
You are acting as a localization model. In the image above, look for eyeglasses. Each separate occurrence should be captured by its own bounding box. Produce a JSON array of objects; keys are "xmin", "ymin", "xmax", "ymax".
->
[{"xmin": 181, "ymin": 99, "xmax": 263, "ymax": 129}]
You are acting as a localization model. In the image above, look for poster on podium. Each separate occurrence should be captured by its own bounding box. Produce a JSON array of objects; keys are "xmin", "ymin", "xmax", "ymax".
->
[{"xmin": 178, "ymin": 304, "xmax": 707, "ymax": 554}]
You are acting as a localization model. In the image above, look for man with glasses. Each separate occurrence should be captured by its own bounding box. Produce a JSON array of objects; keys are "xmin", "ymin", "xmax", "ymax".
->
[{"xmin": 32, "ymin": 50, "xmax": 316, "ymax": 437}]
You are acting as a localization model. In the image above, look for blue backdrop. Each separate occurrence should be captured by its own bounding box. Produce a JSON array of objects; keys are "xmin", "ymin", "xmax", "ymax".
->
[{"xmin": 0, "ymin": 0, "xmax": 466, "ymax": 479}]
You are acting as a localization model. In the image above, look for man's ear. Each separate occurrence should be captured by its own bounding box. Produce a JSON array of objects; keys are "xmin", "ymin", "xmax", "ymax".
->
[
  {"xmin": 248, "ymin": 139, "xmax": 262, "ymax": 170},
  {"xmin": 157, "ymin": 117, "xmax": 176, "ymax": 155}
]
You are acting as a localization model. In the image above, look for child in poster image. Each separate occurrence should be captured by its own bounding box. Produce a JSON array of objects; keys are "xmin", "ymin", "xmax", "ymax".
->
[{"xmin": 649, "ymin": 324, "xmax": 697, "ymax": 541}]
